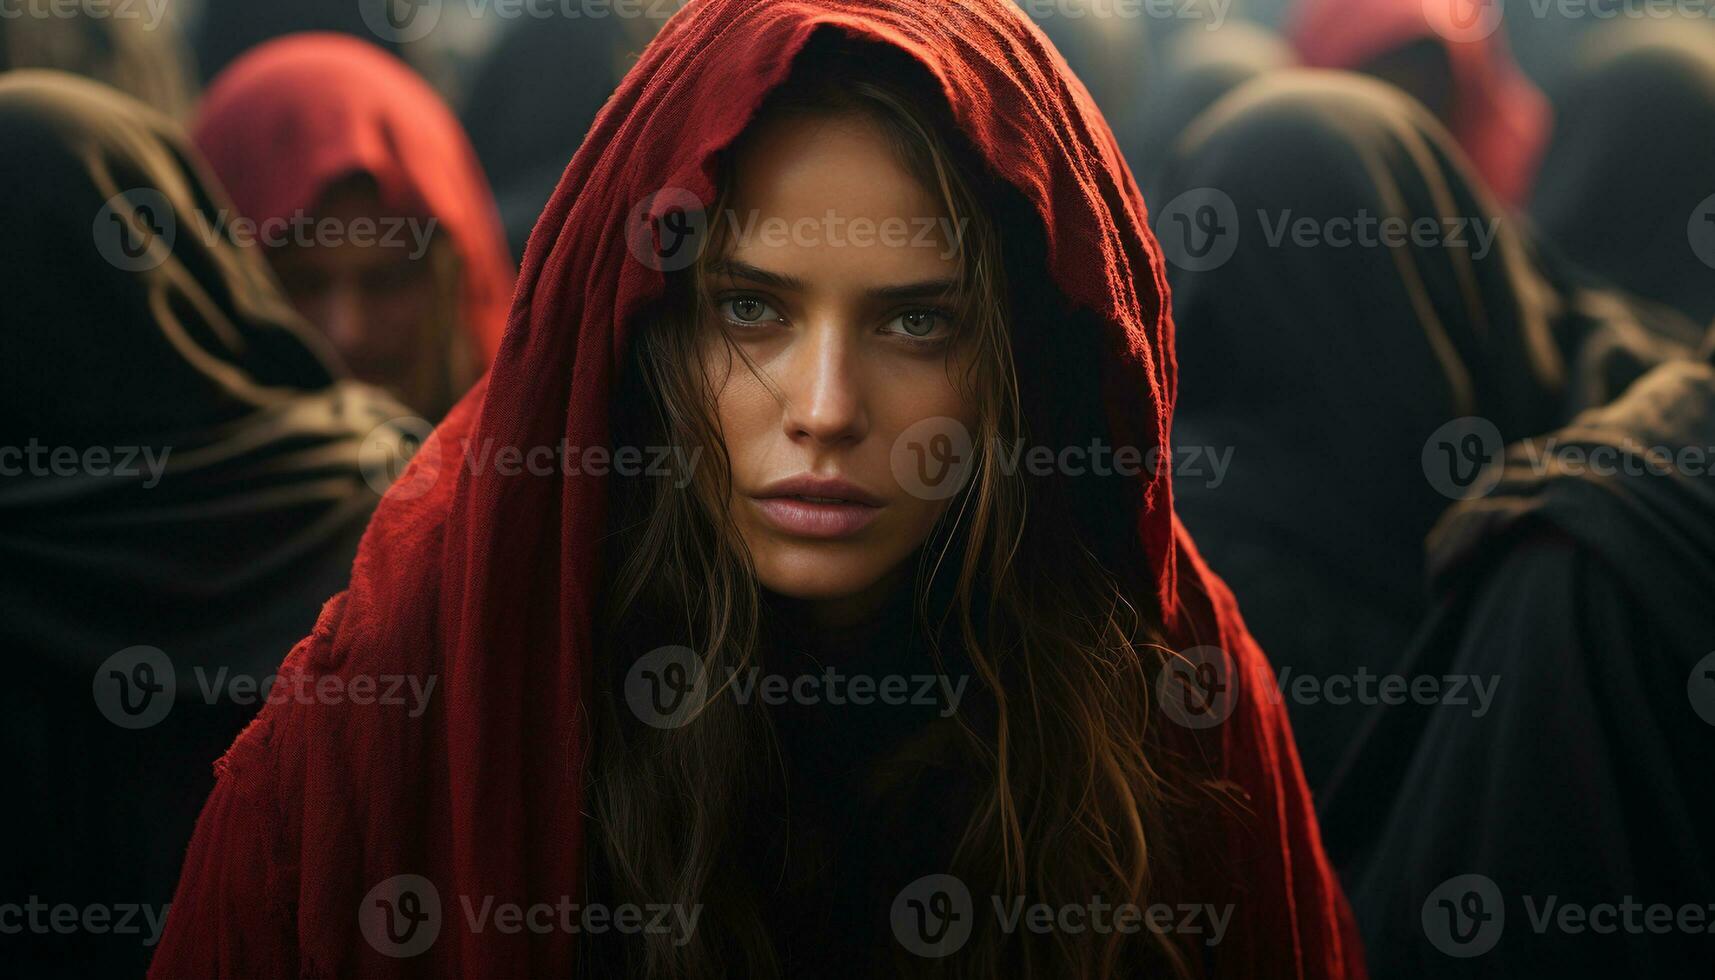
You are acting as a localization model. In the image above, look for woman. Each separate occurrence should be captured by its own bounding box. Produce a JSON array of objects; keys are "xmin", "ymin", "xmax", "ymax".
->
[
  {"xmin": 150, "ymin": 3, "xmax": 1362, "ymax": 977},
  {"xmin": 194, "ymin": 34, "xmax": 515, "ymax": 419},
  {"xmin": 1529, "ymin": 21, "xmax": 1715, "ymax": 330},
  {"xmin": 1288, "ymin": 0, "xmax": 1550, "ymax": 206},
  {"xmin": 1323, "ymin": 333, "xmax": 1715, "ymax": 977},
  {"xmin": 1155, "ymin": 71, "xmax": 1686, "ymax": 792},
  {"xmin": 0, "ymin": 71, "xmax": 412, "ymax": 978}
]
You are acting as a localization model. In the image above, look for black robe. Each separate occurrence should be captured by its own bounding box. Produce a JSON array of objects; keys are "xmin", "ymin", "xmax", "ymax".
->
[
  {"xmin": 0, "ymin": 71, "xmax": 413, "ymax": 978},
  {"xmin": 1324, "ymin": 345, "xmax": 1715, "ymax": 977}
]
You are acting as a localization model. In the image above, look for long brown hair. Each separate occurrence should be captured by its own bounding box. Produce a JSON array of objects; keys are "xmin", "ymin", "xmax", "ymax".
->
[{"xmin": 589, "ymin": 36, "xmax": 1199, "ymax": 980}]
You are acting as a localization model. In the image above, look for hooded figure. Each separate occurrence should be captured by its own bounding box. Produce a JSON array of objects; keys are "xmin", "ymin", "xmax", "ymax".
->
[
  {"xmin": 1529, "ymin": 21, "xmax": 1715, "ymax": 331},
  {"xmin": 1134, "ymin": 20, "xmax": 1295, "ymax": 201},
  {"xmin": 1288, "ymin": 0, "xmax": 1550, "ymax": 206},
  {"xmin": 460, "ymin": 13, "xmax": 644, "ymax": 261},
  {"xmin": 0, "ymin": 71, "xmax": 411, "ymax": 978},
  {"xmin": 0, "ymin": 0, "xmax": 197, "ymax": 118},
  {"xmin": 194, "ymin": 34, "xmax": 515, "ymax": 419},
  {"xmin": 1155, "ymin": 71, "xmax": 1689, "ymax": 792},
  {"xmin": 1323, "ymin": 336, "xmax": 1715, "ymax": 977},
  {"xmin": 149, "ymin": 3, "xmax": 1362, "ymax": 978}
]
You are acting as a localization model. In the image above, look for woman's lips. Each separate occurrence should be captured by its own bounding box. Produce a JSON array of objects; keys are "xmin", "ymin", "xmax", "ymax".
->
[{"xmin": 750, "ymin": 495, "xmax": 882, "ymax": 539}]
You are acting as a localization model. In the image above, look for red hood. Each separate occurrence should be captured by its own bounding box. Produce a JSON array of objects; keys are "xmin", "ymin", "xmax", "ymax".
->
[
  {"xmin": 1290, "ymin": 0, "xmax": 1550, "ymax": 204},
  {"xmin": 151, "ymin": 3, "xmax": 1362, "ymax": 977},
  {"xmin": 192, "ymin": 33, "xmax": 515, "ymax": 366}
]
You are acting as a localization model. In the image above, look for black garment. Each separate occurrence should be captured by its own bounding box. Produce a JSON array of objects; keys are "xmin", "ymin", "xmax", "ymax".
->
[
  {"xmin": 1529, "ymin": 20, "xmax": 1715, "ymax": 330},
  {"xmin": 1157, "ymin": 71, "xmax": 1575, "ymax": 792},
  {"xmin": 0, "ymin": 72, "xmax": 411, "ymax": 978},
  {"xmin": 743, "ymin": 588, "xmax": 983, "ymax": 978},
  {"xmin": 1323, "ymin": 350, "xmax": 1715, "ymax": 978},
  {"xmin": 459, "ymin": 16, "xmax": 639, "ymax": 261}
]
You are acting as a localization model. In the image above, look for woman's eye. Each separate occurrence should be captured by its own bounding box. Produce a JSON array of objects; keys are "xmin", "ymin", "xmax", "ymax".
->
[
  {"xmin": 719, "ymin": 297, "xmax": 780, "ymax": 325},
  {"xmin": 885, "ymin": 310, "xmax": 951, "ymax": 340}
]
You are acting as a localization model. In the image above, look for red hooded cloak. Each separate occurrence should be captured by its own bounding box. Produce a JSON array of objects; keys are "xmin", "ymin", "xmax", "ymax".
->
[
  {"xmin": 192, "ymin": 33, "xmax": 515, "ymax": 367},
  {"xmin": 151, "ymin": 3, "xmax": 1363, "ymax": 976}
]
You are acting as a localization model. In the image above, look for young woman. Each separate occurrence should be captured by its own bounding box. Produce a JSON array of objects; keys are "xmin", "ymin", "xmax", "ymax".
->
[
  {"xmin": 150, "ymin": 3, "xmax": 1362, "ymax": 977},
  {"xmin": 193, "ymin": 34, "xmax": 515, "ymax": 419},
  {"xmin": 0, "ymin": 70, "xmax": 412, "ymax": 978}
]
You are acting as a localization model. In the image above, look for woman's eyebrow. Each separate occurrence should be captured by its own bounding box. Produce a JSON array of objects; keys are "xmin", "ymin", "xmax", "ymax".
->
[
  {"xmin": 867, "ymin": 278, "xmax": 960, "ymax": 302},
  {"xmin": 705, "ymin": 258, "xmax": 803, "ymax": 291}
]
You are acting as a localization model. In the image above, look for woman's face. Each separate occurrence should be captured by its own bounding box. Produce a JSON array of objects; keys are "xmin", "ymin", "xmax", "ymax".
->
[
  {"xmin": 697, "ymin": 111, "xmax": 980, "ymax": 625},
  {"xmin": 268, "ymin": 179, "xmax": 466, "ymax": 414}
]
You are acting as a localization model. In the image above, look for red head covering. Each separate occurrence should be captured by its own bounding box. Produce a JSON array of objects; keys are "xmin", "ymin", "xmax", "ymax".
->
[
  {"xmin": 191, "ymin": 33, "xmax": 514, "ymax": 365},
  {"xmin": 1289, "ymin": 0, "xmax": 1550, "ymax": 205},
  {"xmin": 151, "ymin": 3, "xmax": 1363, "ymax": 977}
]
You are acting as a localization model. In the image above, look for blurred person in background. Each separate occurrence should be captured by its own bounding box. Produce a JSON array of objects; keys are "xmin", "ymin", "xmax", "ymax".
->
[
  {"xmin": 191, "ymin": 0, "xmax": 401, "ymax": 82},
  {"xmin": 1324, "ymin": 325, "xmax": 1715, "ymax": 977},
  {"xmin": 1156, "ymin": 70, "xmax": 1691, "ymax": 793},
  {"xmin": 0, "ymin": 71, "xmax": 413, "ymax": 979},
  {"xmin": 0, "ymin": 0, "xmax": 197, "ymax": 117},
  {"xmin": 1135, "ymin": 19, "xmax": 1293, "ymax": 197},
  {"xmin": 1530, "ymin": 20, "xmax": 1715, "ymax": 332},
  {"xmin": 194, "ymin": 34, "xmax": 515, "ymax": 420},
  {"xmin": 1288, "ymin": 0, "xmax": 1549, "ymax": 206},
  {"xmin": 460, "ymin": 12, "xmax": 644, "ymax": 261}
]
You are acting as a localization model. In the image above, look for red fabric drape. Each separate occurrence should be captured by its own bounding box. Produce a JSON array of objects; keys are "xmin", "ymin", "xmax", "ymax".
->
[
  {"xmin": 192, "ymin": 33, "xmax": 515, "ymax": 366},
  {"xmin": 151, "ymin": 3, "xmax": 1363, "ymax": 976},
  {"xmin": 1289, "ymin": 0, "xmax": 1550, "ymax": 205}
]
